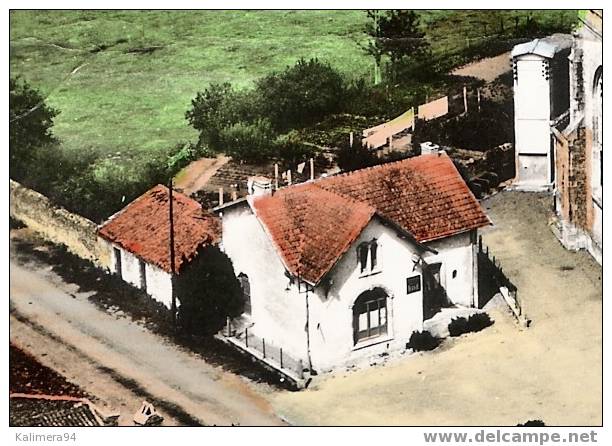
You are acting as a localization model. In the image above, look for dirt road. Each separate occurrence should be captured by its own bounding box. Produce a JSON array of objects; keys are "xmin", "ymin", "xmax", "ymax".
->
[
  {"xmin": 269, "ymin": 191, "xmax": 602, "ymax": 426},
  {"xmin": 451, "ymin": 52, "xmax": 511, "ymax": 83},
  {"xmin": 9, "ymin": 256, "xmax": 284, "ymax": 426}
]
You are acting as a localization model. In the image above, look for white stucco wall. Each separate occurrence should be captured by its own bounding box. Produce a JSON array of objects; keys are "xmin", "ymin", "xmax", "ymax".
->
[
  {"xmin": 308, "ymin": 218, "xmax": 426, "ymax": 371},
  {"xmin": 423, "ymin": 231, "xmax": 477, "ymax": 308},
  {"xmin": 219, "ymin": 203, "xmax": 309, "ymax": 363},
  {"xmin": 145, "ymin": 263, "xmax": 173, "ymax": 308},
  {"xmin": 99, "ymin": 237, "xmax": 173, "ymax": 308},
  {"xmin": 513, "ymin": 54, "xmax": 554, "ymax": 188},
  {"xmin": 220, "ymin": 204, "xmax": 479, "ymax": 372}
]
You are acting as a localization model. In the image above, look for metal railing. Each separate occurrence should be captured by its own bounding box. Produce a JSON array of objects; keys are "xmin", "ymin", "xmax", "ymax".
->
[
  {"xmin": 226, "ymin": 323, "xmax": 305, "ymax": 379},
  {"xmin": 478, "ymin": 235, "xmax": 524, "ymax": 321}
]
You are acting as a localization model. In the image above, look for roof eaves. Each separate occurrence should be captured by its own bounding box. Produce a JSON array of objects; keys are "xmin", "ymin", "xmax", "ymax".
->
[
  {"xmin": 374, "ymin": 213, "xmax": 438, "ymax": 254},
  {"xmin": 212, "ymin": 196, "xmax": 249, "ymax": 213},
  {"xmin": 246, "ymin": 196, "xmax": 298, "ymax": 281},
  {"xmin": 308, "ymin": 208, "xmax": 376, "ymax": 286}
]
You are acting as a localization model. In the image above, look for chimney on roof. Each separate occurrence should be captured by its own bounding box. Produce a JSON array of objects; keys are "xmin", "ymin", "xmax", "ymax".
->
[
  {"xmin": 420, "ymin": 141, "xmax": 441, "ymax": 155},
  {"xmin": 247, "ymin": 176, "xmax": 273, "ymax": 196}
]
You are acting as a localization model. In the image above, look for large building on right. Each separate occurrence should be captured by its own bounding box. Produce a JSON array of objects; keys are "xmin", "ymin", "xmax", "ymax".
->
[{"xmin": 513, "ymin": 10, "xmax": 602, "ymax": 264}]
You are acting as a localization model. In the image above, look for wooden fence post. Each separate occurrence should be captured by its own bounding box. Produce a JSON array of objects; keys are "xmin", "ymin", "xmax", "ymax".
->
[
  {"xmin": 280, "ymin": 348, "xmax": 284, "ymax": 368},
  {"xmin": 245, "ymin": 328, "xmax": 248, "ymax": 348},
  {"xmin": 274, "ymin": 163, "xmax": 279, "ymax": 190},
  {"xmin": 262, "ymin": 338, "xmax": 266, "ymax": 358}
]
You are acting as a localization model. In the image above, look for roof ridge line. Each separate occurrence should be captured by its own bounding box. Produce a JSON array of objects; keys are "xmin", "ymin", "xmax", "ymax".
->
[{"xmin": 314, "ymin": 152, "xmax": 448, "ymax": 183}]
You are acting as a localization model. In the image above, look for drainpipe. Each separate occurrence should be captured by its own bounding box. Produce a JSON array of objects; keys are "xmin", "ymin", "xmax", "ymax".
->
[{"xmin": 298, "ymin": 269, "xmax": 313, "ymax": 373}]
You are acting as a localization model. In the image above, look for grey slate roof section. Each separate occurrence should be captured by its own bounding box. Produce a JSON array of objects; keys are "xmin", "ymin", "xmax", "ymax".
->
[
  {"xmin": 511, "ymin": 33, "xmax": 573, "ymax": 59},
  {"xmin": 10, "ymin": 397, "xmax": 105, "ymax": 427}
]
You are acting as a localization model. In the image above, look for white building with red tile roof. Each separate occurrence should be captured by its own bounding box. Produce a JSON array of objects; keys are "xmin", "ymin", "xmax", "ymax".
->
[
  {"xmin": 215, "ymin": 153, "xmax": 491, "ymax": 373},
  {"xmin": 97, "ymin": 184, "xmax": 220, "ymax": 308}
]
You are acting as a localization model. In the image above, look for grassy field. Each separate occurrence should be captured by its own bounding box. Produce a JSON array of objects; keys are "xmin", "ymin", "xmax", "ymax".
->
[
  {"xmin": 10, "ymin": 10, "xmax": 371, "ymax": 158},
  {"xmin": 10, "ymin": 10, "xmax": 577, "ymax": 162}
]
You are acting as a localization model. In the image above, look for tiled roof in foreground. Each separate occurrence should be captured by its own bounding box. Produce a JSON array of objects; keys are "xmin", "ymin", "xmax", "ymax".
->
[{"xmin": 98, "ymin": 185, "xmax": 220, "ymax": 273}]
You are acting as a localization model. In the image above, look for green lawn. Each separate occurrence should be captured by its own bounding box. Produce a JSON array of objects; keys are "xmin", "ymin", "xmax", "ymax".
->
[{"xmin": 10, "ymin": 10, "xmax": 577, "ymax": 167}]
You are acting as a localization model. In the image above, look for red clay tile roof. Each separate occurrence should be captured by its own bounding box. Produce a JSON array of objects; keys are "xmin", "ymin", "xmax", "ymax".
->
[
  {"xmin": 317, "ymin": 152, "xmax": 491, "ymax": 243},
  {"xmin": 252, "ymin": 183, "xmax": 376, "ymax": 284},
  {"xmin": 98, "ymin": 185, "xmax": 220, "ymax": 273},
  {"xmin": 251, "ymin": 153, "xmax": 490, "ymax": 284}
]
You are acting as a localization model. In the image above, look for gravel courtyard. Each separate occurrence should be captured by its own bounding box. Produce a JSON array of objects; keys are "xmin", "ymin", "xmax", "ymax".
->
[{"xmin": 269, "ymin": 191, "xmax": 602, "ymax": 426}]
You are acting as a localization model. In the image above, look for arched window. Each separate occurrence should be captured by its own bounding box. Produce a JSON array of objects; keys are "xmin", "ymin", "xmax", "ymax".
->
[
  {"xmin": 237, "ymin": 273, "xmax": 251, "ymax": 315},
  {"xmin": 593, "ymin": 67, "xmax": 603, "ymax": 190},
  {"xmin": 357, "ymin": 239, "xmax": 380, "ymax": 274},
  {"xmin": 353, "ymin": 288, "xmax": 388, "ymax": 344}
]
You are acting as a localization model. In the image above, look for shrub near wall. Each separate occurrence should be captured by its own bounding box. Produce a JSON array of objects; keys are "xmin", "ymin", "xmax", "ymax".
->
[{"xmin": 9, "ymin": 180, "xmax": 110, "ymax": 268}]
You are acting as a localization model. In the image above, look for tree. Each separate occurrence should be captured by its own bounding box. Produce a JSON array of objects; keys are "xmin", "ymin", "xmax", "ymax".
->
[
  {"xmin": 255, "ymin": 58, "xmax": 345, "ymax": 131},
  {"xmin": 10, "ymin": 77, "xmax": 59, "ymax": 180},
  {"xmin": 274, "ymin": 130, "xmax": 316, "ymax": 166},
  {"xmin": 185, "ymin": 82, "xmax": 239, "ymax": 151},
  {"xmin": 336, "ymin": 136, "xmax": 377, "ymax": 172},
  {"xmin": 219, "ymin": 119, "xmax": 276, "ymax": 164},
  {"xmin": 175, "ymin": 246, "xmax": 244, "ymax": 336},
  {"xmin": 364, "ymin": 10, "xmax": 430, "ymax": 84}
]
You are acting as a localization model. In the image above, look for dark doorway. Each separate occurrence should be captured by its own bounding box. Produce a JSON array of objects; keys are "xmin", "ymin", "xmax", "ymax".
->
[
  {"xmin": 139, "ymin": 259, "xmax": 147, "ymax": 290},
  {"xmin": 113, "ymin": 247, "xmax": 122, "ymax": 278},
  {"xmin": 237, "ymin": 273, "xmax": 251, "ymax": 315},
  {"xmin": 423, "ymin": 262, "xmax": 447, "ymax": 320}
]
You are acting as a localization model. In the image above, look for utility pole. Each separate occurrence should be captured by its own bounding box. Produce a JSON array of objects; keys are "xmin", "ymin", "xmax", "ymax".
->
[{"xmin": 168, "ymin": 180, "xmax": 177, "ymax": 327}]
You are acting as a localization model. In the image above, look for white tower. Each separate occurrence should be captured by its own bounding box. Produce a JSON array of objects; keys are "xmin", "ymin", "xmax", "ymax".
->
[{"xmin": 511, "ymin": 34, "xmax": 572, "ymax": 191}]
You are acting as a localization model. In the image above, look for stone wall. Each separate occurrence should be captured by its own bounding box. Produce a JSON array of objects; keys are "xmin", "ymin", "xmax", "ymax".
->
[{"xmin": 10, "ymin": 180, "xmax": 110, "ymax": 268}]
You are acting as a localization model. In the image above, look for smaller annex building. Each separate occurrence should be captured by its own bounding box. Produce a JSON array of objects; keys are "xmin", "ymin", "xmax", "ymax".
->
[
  {"xmin": 97, "ymin": 184, "xmax": 220, "ymax": 308},
  {"xmin": 216, "ymin": 152, "xmax": 491, "ymax": 373}
]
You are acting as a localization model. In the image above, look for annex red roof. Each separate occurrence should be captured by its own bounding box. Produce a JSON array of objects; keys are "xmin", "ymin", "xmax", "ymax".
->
[
  {"xmin": 98, "ymin": 185, "xmax": 220, "ymax": 273},
  {"xmin": 251, "ymin": 153, "xmax": 490, "ymax": 284}
]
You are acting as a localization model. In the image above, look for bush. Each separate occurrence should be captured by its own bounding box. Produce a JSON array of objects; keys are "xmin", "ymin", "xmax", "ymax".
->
[
  {"xmin": 406, "ymin": 330, "xmax": 442, "ymax": 352},
  {"xmin": 412, "ymin": 104, "xmax": 513, "ymax": 152},
  {"xmin": 274, "ymin": 131, "xmax": 316, "ymax": 166},
  {"xmin": 448, "ymin": 313, "xmax": 493, "ymax": 337},
  {"xmin": 255, "ymin": 58, "xmax": 345, "ymax": 131},
  {"xmin": 220, "ymin": 119, "xmax": 277, "ymax": 164},
  {"xmin": 517, "ymin": 420, "xmax": 546, "ymax": 427},
  {"xmin": 176, "ymin": 246, "xmax": 244, "ymax": 337},
  {"xmin": 185, "ymin": 82, "xmax": 243, "ymax": 151},
  {"xmin": 19, "ymin": 141, "xmax": 189, "ymax": 224}
]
